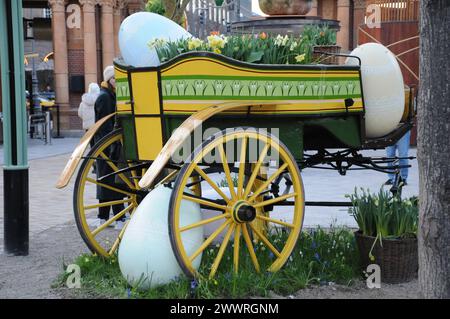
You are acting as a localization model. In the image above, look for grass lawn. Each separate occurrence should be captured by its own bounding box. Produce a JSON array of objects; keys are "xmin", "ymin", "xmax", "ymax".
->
[{"xmin": 54, "ymin": 226, "xmax": 361, "ymax": 298}]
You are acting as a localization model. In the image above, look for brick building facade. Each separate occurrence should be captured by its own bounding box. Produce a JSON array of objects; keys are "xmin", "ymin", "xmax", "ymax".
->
[{"xmin": 20, "ymin": 0, "xmax": 418, "ymax": 134}]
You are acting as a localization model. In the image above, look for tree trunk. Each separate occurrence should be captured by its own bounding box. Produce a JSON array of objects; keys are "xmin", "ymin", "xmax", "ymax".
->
[
  {"xmin": 162, "ymin": 0, "xmax": 191, "ymax": 25},
  {"xmin": 417, "ymin": 0, "xmax": 450, "ymax": 298}
]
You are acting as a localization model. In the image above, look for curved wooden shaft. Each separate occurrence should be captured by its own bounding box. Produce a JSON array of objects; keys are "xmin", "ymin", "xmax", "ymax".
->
[{"xmin": 55, "ymin": 113, "xmax": 116, "ymax": 189}]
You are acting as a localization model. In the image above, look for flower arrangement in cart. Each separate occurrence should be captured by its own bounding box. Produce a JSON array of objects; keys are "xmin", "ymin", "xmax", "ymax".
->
[{"xmin": 148, "ymin": 25, "xmax": 337, "ymax": 65}]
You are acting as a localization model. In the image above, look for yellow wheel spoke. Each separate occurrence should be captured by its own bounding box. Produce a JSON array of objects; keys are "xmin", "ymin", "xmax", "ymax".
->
[
  {"xmin": 255, "ymin": 215, "xmax": 295, "ymax": 229},
  {"xmin": 155, "ymin": 170, "xmax": 178, "ymax": 187},
  {"xmin": 249, "ymin": 224, "xmax": 281, "ymax": 258},
  {"xmin": 180, "ymin": 214, "xmax": 229, "ymax": 232},
  {"xmin": 237, "ymin": 136, "xmax": 247, "ymax": 197},
  {"xmin": 91, "ymin": 204, "xmax": 134, "ymax": 237},
  {"xmin": 99, "ymin": 152, "xmax": 135, "ymax": 190},
  {"xmin": 243, "ymin": 143, "xmax": 270, "ymax": 198},
  {"xmin": 108, "ymin": 218, "xmax": 131, "ymax": 255},
  {"xmin": 252, "ymin": 192, "xmax": 297, "ymax": 208},
  {"xmin": 242, "ymin": 224, "xmax": 260, "ymax": 272},
  {"xmin": 86, "ymin": 177, "xmax": 134, "ymax": 196},
  {"xmin": 218, "ymin": 143, "xmax": 237, "ymax": 200},
  {"xmin": 233, "ymin": 224, "xmax": 241, "ymax": 274},
  {"xmin": 194, "ymin": 165, "xmax": 230, "ymax": 202},
  {"xmin": 127, "ymin": 163, "xmax": 140, "ymax": 190},
  {"xmin": 189, "ymin": 219, "xmax": 231, "ymax": 262},
  {"xmin": 84, "ymin": 198, "xmax": 131, "ymax": 210},
  {"xmin": 190, "ymin": 175, "xmax": 202, "ymax": 197},
  {"xmin": 209, "ymin": 223, "xmax": 236, "ymax": 279},
  {"xmin": 182, "ymin": 194, "xmax": 227, "ymax": 211},
  {"xmin": 248, "ymin": 163, "xmax": 289, "ymax": 202}
]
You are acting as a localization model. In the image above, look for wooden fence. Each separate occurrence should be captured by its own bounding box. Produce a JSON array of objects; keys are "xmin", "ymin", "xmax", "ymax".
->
[
  {"xmin": 186, "ymin": 0, "xmax": 234, "ymax": 38},
  {"xmin": 366, "ymin": 0, "xmax": 419, "ymax": 22}
]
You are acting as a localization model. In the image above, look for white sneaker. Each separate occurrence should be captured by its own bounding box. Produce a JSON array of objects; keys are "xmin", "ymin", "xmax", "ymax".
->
[
  {"xmin": 114, "ymin": 220, "xmax": 125, "ymax": 230},
  {"xmin": 88, "ymin": 218, "xmax": 106, "ymax": 228},
  {"xmin": 88, "ymin": 218, "xmax": 114, "ymax": 228}
]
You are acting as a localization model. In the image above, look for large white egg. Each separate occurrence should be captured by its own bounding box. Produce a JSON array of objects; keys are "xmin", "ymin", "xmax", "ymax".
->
[
  {"xmin": 118, "ymin": 12, "xmax": 192, "ymax": 67},
  {"xmin": 118, "ymin": 185, "xmax": 203, "ymax": 290},
  {"xmin": 346, "ymin": 43, "xmax": 405, "ymax": 138}
]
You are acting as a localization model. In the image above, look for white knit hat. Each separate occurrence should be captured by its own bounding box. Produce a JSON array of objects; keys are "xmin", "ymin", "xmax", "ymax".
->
[{"xmin": 103, "ymin": 65, "xmax": 115, "ymax": 82}]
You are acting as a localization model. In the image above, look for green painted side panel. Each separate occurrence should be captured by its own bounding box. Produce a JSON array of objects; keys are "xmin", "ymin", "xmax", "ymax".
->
[
  {"xmin": 303, "ymin": 116, "xmax": 362, "ymax": 149},
  {"xmin": 116, "ymin": 79, "xmax": 131, "ymax": 102},
  {"xmin": 118, "ymin": 114, "xmax": 138, "ymax": 160},
  {"xmin": 164, "ymin": 117, "xmax": 304, "ymax": 160},
  {"xmin": 161, "ymin": 77, "xmax": 362, "ymax": 101}
]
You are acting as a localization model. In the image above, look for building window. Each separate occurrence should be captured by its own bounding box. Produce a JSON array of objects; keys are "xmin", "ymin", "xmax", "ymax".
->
[{"xmin": 43, "ymin": 8, "xmax": 52, "ymax": 18}]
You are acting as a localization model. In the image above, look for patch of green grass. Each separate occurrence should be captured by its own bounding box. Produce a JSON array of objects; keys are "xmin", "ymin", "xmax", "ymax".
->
[{"xmin": 55, "ymin": 226, "xmax": 360, "ymax": 299}]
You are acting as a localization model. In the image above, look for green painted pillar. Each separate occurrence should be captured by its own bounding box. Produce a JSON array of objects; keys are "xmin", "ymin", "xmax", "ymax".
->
[{"xmin": 1, "ymin": 0, "xmax": 29, "ymax": 255}]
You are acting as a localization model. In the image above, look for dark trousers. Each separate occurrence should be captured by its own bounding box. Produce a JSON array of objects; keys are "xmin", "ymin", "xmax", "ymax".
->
[{"xmin": 98, "ymin": 200, "xmax": 125, "ymax": 221}]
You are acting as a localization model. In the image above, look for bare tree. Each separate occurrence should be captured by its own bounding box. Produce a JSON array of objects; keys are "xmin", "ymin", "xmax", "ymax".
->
[
  {"xmin": 162, "ymin": 0, "xmax": 192, "ymax": 25},
  {"xmin": 417, "ymin": 0, "xmax": 450, "ymax": 298}
]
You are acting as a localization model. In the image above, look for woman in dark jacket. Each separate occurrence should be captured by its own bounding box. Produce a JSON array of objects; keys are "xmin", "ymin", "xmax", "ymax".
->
[{"xmin": 94, "ymin": 66, "xmax": 125, "ymax": 229}]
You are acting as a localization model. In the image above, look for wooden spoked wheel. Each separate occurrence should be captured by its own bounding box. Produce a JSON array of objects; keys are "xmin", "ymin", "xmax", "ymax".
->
[
  {"xmin": 73, "ymin": 129, "xmax": 144, "ymax": 257},
  {"xmin": 169, "ymin": 128, "xmax": 305, "ymax": 278}
]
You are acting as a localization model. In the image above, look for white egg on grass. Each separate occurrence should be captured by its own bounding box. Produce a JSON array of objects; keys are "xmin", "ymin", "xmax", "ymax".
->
[
  {"xmin": 118, "ymin": 185, "xmax": 203, "ymax": 290},
  {"xmin": 345, "ymin": 43, "xmax": 405, "ymax": 138},
  {"xmin": 118, "ymin": 12, "xmax": 192, "ymax": 67}
]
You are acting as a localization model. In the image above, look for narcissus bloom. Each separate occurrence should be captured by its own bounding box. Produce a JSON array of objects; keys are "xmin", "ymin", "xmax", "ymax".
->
[{"xmin": 295, "ymin": 53, "xmax": 306, "ymax": 63}]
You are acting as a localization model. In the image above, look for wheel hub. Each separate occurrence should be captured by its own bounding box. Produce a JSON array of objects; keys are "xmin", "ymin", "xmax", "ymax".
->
[{"xmin": 232, "ymin": 201, "xmax": 256, "ymax": 223}]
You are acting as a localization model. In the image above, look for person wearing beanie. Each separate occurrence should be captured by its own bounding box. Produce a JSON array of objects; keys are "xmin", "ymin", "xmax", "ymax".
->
[
  {"xmin": 93, "ymin": 65, "xmax": 125, "ymax": 230},
  {"xmin": 78, "ymin": 82, "xmax": 100, "ymax": 131}
]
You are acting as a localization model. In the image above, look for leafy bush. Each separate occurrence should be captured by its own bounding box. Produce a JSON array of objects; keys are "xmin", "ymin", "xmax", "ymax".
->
[
  {"xmin": 145, "ymin": 0, "xmax": 165, "ymax": 15},
  {"xmin": 302, "ymin": 25, "xmax": 337, "ymax": 46}
]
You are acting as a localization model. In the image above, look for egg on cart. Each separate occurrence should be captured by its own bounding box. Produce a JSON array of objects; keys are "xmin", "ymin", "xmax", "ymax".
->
[
  {"xmin": 346, "ymin": 43, "xmax": 405, "ymax": 138},
  {"xmin": 119, "ymin": 12, "xmax": 192, "ymax": 67}
]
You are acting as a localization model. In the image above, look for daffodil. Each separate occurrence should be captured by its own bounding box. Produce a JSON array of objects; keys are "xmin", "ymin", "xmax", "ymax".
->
[
  {"xmin": 188, "ymin": 38, "xmax": 203, "ymax": 50},
  {"xmin": 274, "ymin": 35, "xmax": 289, "ymax": 47},
  {"xmin": 207, "ymin": 34, "xmax": 227, "ymax": 51},
  {"xmin": 148, "ymin": 38, "xmax": 166, "ymax": 49},
  {"xmin": 295, "ymin": 53, "xmax": 306, "ymax": 63},
  {"xmin": 290, "ymin": 41, "xmax": 298, "ymax": 51}
]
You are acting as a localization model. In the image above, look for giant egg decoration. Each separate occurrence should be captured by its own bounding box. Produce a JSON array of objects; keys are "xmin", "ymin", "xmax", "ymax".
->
[
  {"xmin": 345, "ymin": 43, "xmax": 405, "ymax": 138},
  {"xmin": 118, "ymin": 185, "xmax": 203, "ymax": 290},
  {"xmin": 118, "ymin": 12, "xmax": 192, "ymax": 67}
]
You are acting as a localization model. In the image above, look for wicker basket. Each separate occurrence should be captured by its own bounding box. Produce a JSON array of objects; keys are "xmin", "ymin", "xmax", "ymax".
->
[
  {"xmin": 355, "ymin": 231, "xmax": 418, "ymax": 283},
  {"xmin": 312, "ymin": 45, "xmax": 341, "ymax": 65}
]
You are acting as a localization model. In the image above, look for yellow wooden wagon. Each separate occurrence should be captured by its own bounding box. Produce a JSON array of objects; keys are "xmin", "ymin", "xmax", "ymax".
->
[{"xmin": 57, "ymin": 52, "xmax": 414, "ymax": 278}]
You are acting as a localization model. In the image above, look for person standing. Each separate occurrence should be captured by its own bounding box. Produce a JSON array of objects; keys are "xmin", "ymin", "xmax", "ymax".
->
[
  {"xmin": 78, "ymin": 82, "xmax": 100, "ymax": 137},
  {"xmin": 93, "ymin": 66, "xmax": 125, "ymax": 230},
  {"xmin": 385, "ymin": 130, "xmax": 411, "ymax": 185}
]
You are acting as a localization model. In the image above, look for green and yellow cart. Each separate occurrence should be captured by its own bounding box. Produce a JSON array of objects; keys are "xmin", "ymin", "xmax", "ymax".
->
[{"xmin": 57, "ymin": 52, "xmax": 415, "ymax": 278}]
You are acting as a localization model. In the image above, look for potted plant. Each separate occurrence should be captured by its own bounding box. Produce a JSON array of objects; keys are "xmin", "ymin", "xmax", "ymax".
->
[
  {"xmin": 347, "ymin": 188, "xmax": 418, "ymax": 283},
  {"xmin": 258, "ymin": 0, "xmax": 313, "ymax": 16},
  {"xmin": 302, "ymin": 25, "xmax": 341, "ymax": 65}
]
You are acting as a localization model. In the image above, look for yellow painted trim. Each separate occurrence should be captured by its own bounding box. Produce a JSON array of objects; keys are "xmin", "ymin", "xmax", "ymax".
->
[
  {"xmin": 134, "ymin": 117, "xmax": 163, "ymax": 160},
  {"xmin": 161, "ymin": 57, "xmax": 360, "ymax": 78},
  {"xmin": 130, "ymin": 71, "xmax": 160, "ymax": 115}
]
